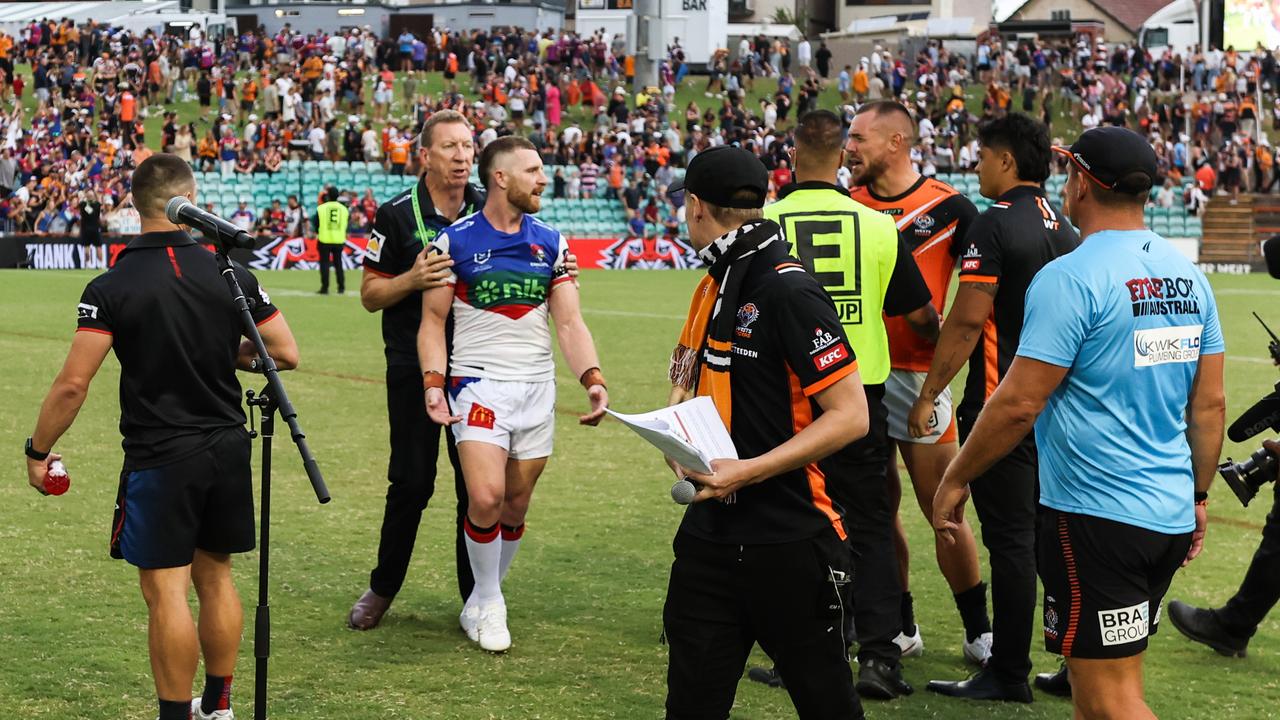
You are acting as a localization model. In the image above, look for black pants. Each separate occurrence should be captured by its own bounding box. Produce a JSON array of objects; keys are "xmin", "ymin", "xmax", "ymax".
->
[
  {"xmin": 1217, "ymin": 482, "xmax": 1280, "ymax": 637},
  {"xmin": 959, "ymin": 405, "xmax": 1039, "ymax": 683},
  {"xmin": 821, "ymin": 383, "xmax": 901, "ymax": 665},
  {"xmin": 369, "ymin": 364, "xmax": 472, "ymax": 601},
  {"xmin": 318, "ymin": 243, "xmax": 345, "ymax": 292},
  {"xmin": 664, "ymin": 529, "xmax": 863, "ymax": 720}
]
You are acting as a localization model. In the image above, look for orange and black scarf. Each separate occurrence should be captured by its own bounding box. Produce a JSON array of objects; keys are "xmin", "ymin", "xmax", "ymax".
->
[{"xmin": 670, "ymin": 219, "xmax": 782, "ymax": 430}]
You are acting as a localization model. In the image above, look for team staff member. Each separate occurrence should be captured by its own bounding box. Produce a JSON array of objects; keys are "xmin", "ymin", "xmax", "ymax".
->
[
  {"xmin": 24, "ymin": 153, "xmax": 299, "ymax": 720},
  {"xmin": 664, "ymin": 145, "xmax": 871, "ymax": 719},
  {"xmin": 350, "ymin": 110, "xmax": 485, "ymax": 630},
  {"xmin": 933, "ymin": 126, "xmax": 1226, "ymax": 720},
  {"xmin": 757, "ymin": 109, "xmax": 935, "ymax": 699},
  {"xmin": 316, "ymin": 187, "xmax": 349, "ymax": 295},
  {"xmin": 917, "ymin": 113, "xmax": 1080, "ymax": 702},
  {"xmin": 350, "ymin": 110, "xmax": 581, "ymax": 630},
  {"xmin": 846, "ymin": 100, "xmax": 992, "ymax": 664}
]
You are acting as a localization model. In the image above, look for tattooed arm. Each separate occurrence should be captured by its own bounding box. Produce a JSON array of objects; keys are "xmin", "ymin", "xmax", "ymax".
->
[{"xmin": 907, "ymin": 281, "xmax": 998, "ymax": 437}]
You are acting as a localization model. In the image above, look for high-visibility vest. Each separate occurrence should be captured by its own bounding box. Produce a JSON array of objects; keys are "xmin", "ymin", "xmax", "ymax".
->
[{"xmin": 316, "ymin": 201, "xmax": 349, "ymax": 245}]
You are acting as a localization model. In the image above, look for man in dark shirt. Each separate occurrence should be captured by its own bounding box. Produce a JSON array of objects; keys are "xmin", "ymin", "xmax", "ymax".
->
[
  {"xmin": 24, "ymin": 153, "xmax": 299, "ymax": 720},
  {"xmin": 664, "ymin": 145, "xmax": 871, "ymax": 718},
  {"xmin": 914, "ymin": 113, "xmax": 1080, "ymax": 702}
]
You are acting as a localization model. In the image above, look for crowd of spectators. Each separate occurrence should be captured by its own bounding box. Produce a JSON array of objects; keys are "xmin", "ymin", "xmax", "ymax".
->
[{"xmin": 3, "ymin": 14, "xmax": 1280, "ymax": 239}]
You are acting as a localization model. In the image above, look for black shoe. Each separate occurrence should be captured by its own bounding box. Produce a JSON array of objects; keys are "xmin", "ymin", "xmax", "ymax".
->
[
  {"xmin": 926, "ymin": 668, "xmax": 1033, "ymax": 703},
  {"xmin": 1167, "ymin": 600, "xmax": 1249, "ymax": 658},
  {"xmin": 856, "ymin": 658, "xmax": 913, "ymax": 700},
  {"xmin": 317, "ymin": 288, "xmax": 329, "ymax": 295},
  {"xmin": 1033, "ymin": 662, "xmax": 1071, "ymax": 698},
  {"xmin": 746, "ymin": 665, "xmax": 785, "ymax": 689}
]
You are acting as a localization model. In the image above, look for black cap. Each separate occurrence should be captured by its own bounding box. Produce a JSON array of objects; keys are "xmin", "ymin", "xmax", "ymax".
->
[
  {"xmin": 1052, "ymin": 127, "xmax": 1157, "ymax": 193},
  {"xmin": 668, "ymin": 146, "xmax": 768, "ymax": 209}
]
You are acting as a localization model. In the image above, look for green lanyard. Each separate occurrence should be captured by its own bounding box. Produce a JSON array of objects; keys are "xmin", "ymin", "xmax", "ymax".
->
[{"xmin": 411, "ymin": 180, "xmax": 472, "ymax": 249}]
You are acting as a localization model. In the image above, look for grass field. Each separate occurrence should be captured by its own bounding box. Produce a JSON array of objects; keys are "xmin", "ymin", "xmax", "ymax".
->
[{"xmin": 3, "ymin": 268, "xmax": 1280, "ymax": 719}]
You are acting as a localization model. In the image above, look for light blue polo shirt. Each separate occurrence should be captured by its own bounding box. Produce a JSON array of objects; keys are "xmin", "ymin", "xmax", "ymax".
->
[{"xmin": 1017, "ymin": 229, "xmax": 1224, "ymax": 534}]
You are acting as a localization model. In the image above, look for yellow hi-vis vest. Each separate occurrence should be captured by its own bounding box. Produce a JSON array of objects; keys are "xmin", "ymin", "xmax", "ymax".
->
[
  {"xmin": 764, "ymin": 182, "xmax": 898, "ymax": 385},
  {"xmin": 316, "ymin": 200, "xmax": 349, "ymax": 245}
]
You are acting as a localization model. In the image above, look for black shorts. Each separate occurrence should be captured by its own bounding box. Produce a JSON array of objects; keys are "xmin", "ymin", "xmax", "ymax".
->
[
  {"xmin": 110, "ymin": 428, "xmax": 255, "ymax": 569},
  {"xmin": 1039, "ymin": 506, "xmax": 1191, "ymax": 659}
]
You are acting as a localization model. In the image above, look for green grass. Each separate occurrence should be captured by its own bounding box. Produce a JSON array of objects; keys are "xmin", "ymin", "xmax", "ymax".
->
[{"xmin": 3, "ymin": 268, "xmax": 1280, "ymax": 719}]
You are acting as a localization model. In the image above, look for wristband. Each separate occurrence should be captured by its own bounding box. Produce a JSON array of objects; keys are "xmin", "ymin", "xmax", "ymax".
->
[
  {"xmin": 580, "ymin": 367, "xmax": 606, "ymax": 390},
  {"xmin": 25, "ymin": 437, "xmax": 49, "ymax": 462},
  {"xmin": 1194, "ymin": 491, "xmax": 1209, "ymax": 504},
  {"xmin": 423, "ymin": 370, "xmax": 446, "ymax": 391}
]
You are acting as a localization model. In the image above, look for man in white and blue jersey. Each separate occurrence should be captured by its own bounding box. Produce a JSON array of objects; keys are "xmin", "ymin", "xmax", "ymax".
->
[
  {"xmin": 418, "ymin": 136, "xmax": 609, "ymax": 654},
  {"xmin": 931, "ymin": 127, "xmax": 1226, "ymax": 719}
]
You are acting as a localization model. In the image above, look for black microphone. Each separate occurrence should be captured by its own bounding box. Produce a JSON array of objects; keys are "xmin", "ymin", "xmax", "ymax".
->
[
  {"xmin": 1228, "ymin": 384, "xmax": 1280, "ymax": 443},
  {"xmin": 1262, "ymin": 234, "xmax": 1280, "ymax": 279},
  {"xmin": 166, "ymin": 197, "xmax": 256, "ymax": 249}
]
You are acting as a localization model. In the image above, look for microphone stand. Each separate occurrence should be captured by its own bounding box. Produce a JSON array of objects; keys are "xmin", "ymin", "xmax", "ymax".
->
[{"xmin": 212, "ymin": 243, "xmax": 330, "ymax": 720}]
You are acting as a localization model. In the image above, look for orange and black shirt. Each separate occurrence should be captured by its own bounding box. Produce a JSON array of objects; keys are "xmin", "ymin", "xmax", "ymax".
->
[
  {"xmin": 675, "ymin": 239, "xmax": 859, "ymax": 544},
  {"xmin": 852, "ymin": 176, "xmax": 977, "ymax": 371},
  {"xmin": 956, "ymin": 185, "xmax": 1078, "ymax": 414}
]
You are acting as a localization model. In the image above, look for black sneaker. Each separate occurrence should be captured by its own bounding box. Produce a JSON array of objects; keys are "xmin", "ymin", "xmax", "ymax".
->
[
  {"xmin": 746, "ymin": 665, "xmax": 785, "ymax": 688},
  {"xmin": 926, "ymin": 667, "xmax": 1033, "ymax": 703},
  {"xmin": 856, "ymin": 658, "xmax": 913, "ymax": 700},
  {"xmin": 317, "ymin": 288, "xmax": 329, "ymax": 295},
  {"xmin": 1167, "ymin": 600, "xmax": 1249, "ymax": 658},
  {"xmin": 1033, "ymin": 661, "xmax": 1071, "ymax": 698}
]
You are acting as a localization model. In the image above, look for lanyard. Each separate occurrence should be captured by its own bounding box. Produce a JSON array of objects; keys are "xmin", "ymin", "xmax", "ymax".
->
[{"xmin": 412, "ymin": 179, "xmax": 471, "ymax": 249}]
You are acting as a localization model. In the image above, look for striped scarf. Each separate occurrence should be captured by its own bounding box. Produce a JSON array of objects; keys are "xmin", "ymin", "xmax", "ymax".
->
[{"xmin": 670, "ymin": 219, "xmax": 781, "ymax": 429}]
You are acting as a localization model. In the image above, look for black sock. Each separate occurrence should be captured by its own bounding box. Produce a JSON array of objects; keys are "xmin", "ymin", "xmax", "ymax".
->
[
  {"xmin": 954, "ymin": 581, "xmax": 992, "ymax": 643},
  {"xmin": 158, "ymin": 698, "xmax": 191, "ymax": 720},
  {"xmin": 201, "ymin": 674, "xmax": 232, "ymax": 714},
  {"xmin": 900, "ymin": 591, "xmax": 916, "ymax": 633}
]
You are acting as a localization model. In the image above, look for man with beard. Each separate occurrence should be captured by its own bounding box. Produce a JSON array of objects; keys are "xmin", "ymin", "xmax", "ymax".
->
[
  {"xmin": 418, "ymin": 136, "xmax": 608, "ymax": 653},
  {"xmin": 845, "ymin": 100, "xmax": 993, "ymax": 667}
]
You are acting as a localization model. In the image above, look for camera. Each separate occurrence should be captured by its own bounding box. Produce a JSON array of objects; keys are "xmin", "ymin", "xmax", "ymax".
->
[
  {"xmin": 1218, "ymin": 447, "xmax": 1276, "ymax": 507},
  {"xmin": 1217, "ymin": 312, "xmax": 1280, "ymax": 506}
]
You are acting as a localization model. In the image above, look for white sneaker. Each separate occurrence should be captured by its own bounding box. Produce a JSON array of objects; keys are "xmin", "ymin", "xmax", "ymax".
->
[
  {"xmin": 476, "ymin": 599, "xmax": 512, "ymax": 653},
  {"xmin": 894, "ymin": 624, "xmax": 924, "ymax": 658},
  {"xmin": 460, "ymin": 602, "xmax": 480, "ymax": 642},
  {"xmin": 963, "ymin": 631, "xmax": 993, "ymax": 665},
  {"xmin": 191, "ymin": 699, "xmax": 235, "ymax": 719}
]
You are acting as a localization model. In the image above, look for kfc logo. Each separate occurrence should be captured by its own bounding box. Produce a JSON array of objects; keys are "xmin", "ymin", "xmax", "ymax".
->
[{"xmin": 814, "ymin": 343, "xmax": 849, "ymax": 371}]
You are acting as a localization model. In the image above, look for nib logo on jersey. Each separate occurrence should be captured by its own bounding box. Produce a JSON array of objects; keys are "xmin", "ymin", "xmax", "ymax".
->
[{"xmin": 1125, "ymin": 276, "xmax": 1201, "ymax": 317}]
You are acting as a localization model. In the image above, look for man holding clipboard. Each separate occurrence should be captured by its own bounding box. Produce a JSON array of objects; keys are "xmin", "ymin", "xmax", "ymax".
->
[{"xmin": 661, "ymin": 145, "xmax": 872, "ymax": 719}]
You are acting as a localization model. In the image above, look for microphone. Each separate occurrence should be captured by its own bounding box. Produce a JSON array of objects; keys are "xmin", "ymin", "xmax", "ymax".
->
[
  {"xmin": 1228, "ymin": 383, "xmax": 1280, "ymax": 443},
  {"xmin": 1262, "ymin": 235, "xmax": 1280, "ymax": 279},
  {"xmin": 671, "ymin": 477, "xmax": 700, "ymax": 505},
  {"xmin": 166, "ymin": 196, "xmax": 255, "ymax": 249}
]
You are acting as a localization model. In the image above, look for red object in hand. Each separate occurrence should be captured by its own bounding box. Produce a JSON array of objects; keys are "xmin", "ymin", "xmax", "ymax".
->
[{"xmin": 43, "ymin": 460, "xmax": 70, "ymax": 496}]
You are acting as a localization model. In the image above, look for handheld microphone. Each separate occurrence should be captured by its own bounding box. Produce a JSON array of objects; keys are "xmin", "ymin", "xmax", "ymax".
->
[
  {"xmin": 1227, "ymin": 383, "xmax": 1280, "ymax": 443},
  {"xmin": 166, "ymin": 197, "xmax": 256, "ymax": 249},
  {"xmin": 671, "ymin": 477, "xmax": 700, "ymax": 505},
  {"xmin": 1262, "ymin": 235, "xmax": 1280, "ymax": 279}
]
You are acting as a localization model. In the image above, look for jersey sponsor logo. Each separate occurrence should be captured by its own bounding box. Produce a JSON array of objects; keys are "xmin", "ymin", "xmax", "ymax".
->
[
  {"xmin": 1044, "ymin": 603, "xmax": 1060, "ymax": 640},
  {"xmin": 467, "ymin": 403, "xmax": 496, "ymax": 429},
  {"xmin": 732, "ymin": 345, "xmax": 758, "ymax": 359},
  {"xmin": 962, "ymin": 244, "xmax": 981, "ymax": 259},
  {"xmin": 1098, "ymin": 601, "xmax": 1149, "ymax": 647},
  {"xmin": 1133, "ymin": 324, "xmax": 1203, "ymax": 367},
  {"xmin": 961, "ymin": 258, "xmax": 980, "ymax": 271},
  {"xmin": 77, "ymin": 302, "xmax": 98, "ymax": 320},
  {"xmin": 735, "ymin": 302, "xmax": 759, "ymax": 338},
  {"xmin": 814, "ymin": 342, "xmax": 849, "ymax": 371},
  {"xmin": 365, "ymin": 228, "xmax": 384, "ymax": 262},
  {"xmin": 1125, "ymin": 276, "xmax": 1202, "ymax": 317},
  {"xmin": 258, "ymin": 286, "xmax": 271, "ymax": 305},
  {"xmin": 811, "ymin": 328, "xmax": 839, "ymax": 353}
]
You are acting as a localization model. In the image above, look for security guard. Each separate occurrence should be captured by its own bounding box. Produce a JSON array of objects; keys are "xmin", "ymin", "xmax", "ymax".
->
[
  {"xmin": 24, "ymin": 153, "xmax": 299, "ymax": 720},
  {"xmin": 664, "ymin": 145, "xmax": 871, "ymax": 719},
  {"xmin": 752, "ymin": 109, "xmax": 935, "ymax": 699},
  {"xmin": 919, "ymin": 113, "xmax": 1079, "ymax": 702},
  {"xmin": 350, "ymin": 110, "xmax": 484, "ymax": 629},
  {"xmin": 316, "ymin": 187, "xmax": 350, "ymax": 294}
]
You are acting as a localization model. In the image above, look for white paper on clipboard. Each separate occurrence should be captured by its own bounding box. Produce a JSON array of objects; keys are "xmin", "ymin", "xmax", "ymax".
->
[{"xmin": 605, "ymin": 396, "xmax": 738, "ymax": 474}]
